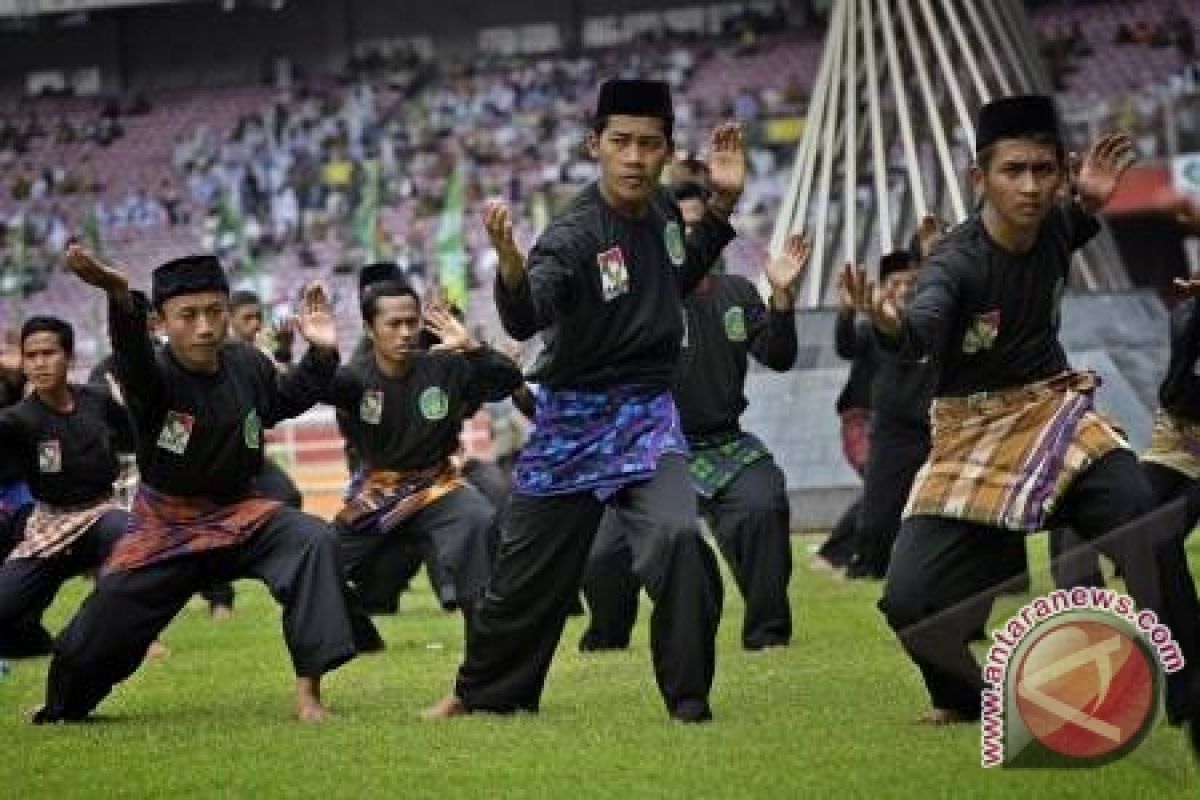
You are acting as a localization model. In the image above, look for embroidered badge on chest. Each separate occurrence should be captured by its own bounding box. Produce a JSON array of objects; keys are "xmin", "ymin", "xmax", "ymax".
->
[
  {"xmin": 37, "ymin": 440, "xmax": 62, "ymax": 474},
  {"xmin": 157, "ymin": 410, "xmax": 195, "ymax": 455},
  {"xmin": 419, "ymin": 386, "xmax": 449, "ymax": 421},
  {"xmin": 962, "ymin": 310, "xmax": 1001, "ymax": 354},
  {"xmin": 723, "ymin": 306, "xmax": 747, "ymax": 342},
  {"xmin": 664, "ymin": 221, "xmax": 686, "ymax": 267},
  {"xmin": 597, "ymin": 245, "xmax": 630, "ymax": 301},
  {"xmin": 360, "ymin": 389, "xmax": 384, "ymax": 425},
  {"xmin": 243, "ymin": 409, "xmax": 262, "ymax": 450}
]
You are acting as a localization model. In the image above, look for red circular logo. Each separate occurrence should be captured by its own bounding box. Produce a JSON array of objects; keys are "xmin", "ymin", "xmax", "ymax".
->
[{"xmin": 1013, "ymin": 619, "xmax": 1156, "ymax": 760}]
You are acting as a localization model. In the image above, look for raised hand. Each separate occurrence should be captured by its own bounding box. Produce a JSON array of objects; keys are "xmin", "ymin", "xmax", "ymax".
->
[
  {"xmin": 916, "ymin": 214, "xmax": 944, "ymax": 260},
  {"xmin": 705, "ymin": 122, "xmax": 747, "ymax": 215},
  {"xmin": 483, "ymin": 200, "xmax": 522, "ymax": 262},
  {"xmin": 295, "ymin": 283, "xmax": 338, "ymax": 351},
  {"xmin": 0, "ymin": 330, "xmax": 20, "ymax": 376},
  {"xmin": 272, "ymin": 315, "xmax": 297, "ymax": 351},
  {"xmin": 63, "ymin": 242, "xmax": 129, "ymax": 296},
  {"xmin": 765, "ymin": 232, "xmax": 811, "ymax": 307},
  {"xmin": 1073, "ymin": 133, "xmax": 1136, "ymax": 214},
  {"xmin": 424, "ymin": 303, "xmax": 476, "ymax": 352},
  {"xmin": 836, "ymin": 263, "xmax": 855, "ymax": 312},
  {"xmin": 840, "ymin": 262, "xmax": 901, "ymax": 337}
]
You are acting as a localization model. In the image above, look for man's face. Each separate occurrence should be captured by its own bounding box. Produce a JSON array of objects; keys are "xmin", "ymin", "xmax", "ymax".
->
[
  {"xmin": 21, "ymin": 332, "xmax": 69, "ymax": 393},
  {"xmin": 882, "ymin": 268, "xmax": 919, "ymax": 311},
  {"xmin": 972, "ymin": 138, "xmax": 1064, "ymax": 232},
  {"xmin": 678, "ymin": 196, "xmax": 706, "ymax": 231},
  {"xmin": 160, "ymin": 291, "xmax": 229, "ymax": 371},
  {"xmin": 589, "ymin": 115, "xmax": 671, "ymax": 210},
  {"xmin": 369, "ymin": 294, "xmax": 422, "ymax": 365},
  {"xmin": 229, "ymin": 302, "xmax": 263, "ymax": 344}
]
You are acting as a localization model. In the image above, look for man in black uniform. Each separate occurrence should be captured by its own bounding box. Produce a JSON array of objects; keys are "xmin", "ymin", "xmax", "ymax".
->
[
  {"xmin": 848, "ymin": 95, "xmax": 1197, "ymax": 725},
  {"xmin": 33, "ymin": 246, "xmax": 355, "ymax": 724},
  {"xmin": 578, "ymin": 184, "xmax": 808, "ymax": 652},
  {"xmin": 836, "ymin": 252, "xmax": 936, "ymax": 581},
  {"xmin": 199, "ymin": 289, "xmax": 305, "ymax": 619},
  {"xmin": 0, "ymin": 317, "xmax": 133, "ymax": 658},
  {"xmin": 426, "ymin": 79, "xmax": 744, "ymax": 723},
  {"xmin": 328, "ymin": 280, "xmax": 521, "ymax": 651},
  {"xmin": 1135, "ymin": 275, "xmax": 1200, "ymax": 727}
]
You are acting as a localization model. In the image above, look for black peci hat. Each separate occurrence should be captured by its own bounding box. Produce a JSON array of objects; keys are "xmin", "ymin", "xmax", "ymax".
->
[{"xmin": 152, "ymin": 254, "xmax": 229, "ymax": 308}]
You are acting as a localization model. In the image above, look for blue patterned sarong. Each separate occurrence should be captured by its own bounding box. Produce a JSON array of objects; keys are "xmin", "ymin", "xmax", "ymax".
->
[{"xmin": 513, "ymin": 386, "xmax": 688, "ymax": 499}]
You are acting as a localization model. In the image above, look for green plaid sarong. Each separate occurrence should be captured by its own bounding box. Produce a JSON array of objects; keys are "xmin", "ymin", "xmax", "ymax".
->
[{"xmin": 687, "ymin": 431, "xmax": 771, "ymax": 498}]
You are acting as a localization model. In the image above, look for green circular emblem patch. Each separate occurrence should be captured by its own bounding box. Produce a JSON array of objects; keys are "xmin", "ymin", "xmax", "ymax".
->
[
  {"xmin": 664, "ymin": 221, "xmax": 686, "ymax": 267},
  {"xmin": 723, "ymin": 306, "xmax": 747, "ymax": 342},
  {"xmin": 244, "ymin": 409, "xmax": 262, "ymax": 449},
  {"xmin": 419, "ymin": 386, "xmax": 450, "ymax": 421}
]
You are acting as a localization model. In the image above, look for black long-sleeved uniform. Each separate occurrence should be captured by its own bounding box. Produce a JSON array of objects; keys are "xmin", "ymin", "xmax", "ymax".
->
[
  {"xmin": 109, "ymin": 292, "xmax": 337, "ymax": 498},
  {"xmin": 837, "ymin": 315, "xmax": 935, "ymax": 436},
  {"xmin": 674, "ymin": 274, "xmax": 796, "ymax": 435},
  {"xmin": 1159, "ymin": 298, "xmax": 1200, "ymax": 422},
  {"xmin": 834, "ymin": 310, "xmax": 878, "ymax": 413},
  {"xmin": 884, "ymin": 204, "xmax": 1098, "ymax": 395},
  {"xmin": 327, "ymin": 347, "xmax": 523, "ymax": 471},
  {"xmin": 0, "ymin": 385, "xmax": 134, "ymax": 505},
  {"xmin": 496, "ymin": 182, "xmax": 735, "ymax": 389}
]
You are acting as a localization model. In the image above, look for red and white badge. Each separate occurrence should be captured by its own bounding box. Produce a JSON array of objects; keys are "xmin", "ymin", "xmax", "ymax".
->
[
  {"xmin": 597, "ymin": 245, "xmax": 630, "ymax": 302},
  {"xmin": 156, "ymin": 410, "xmax": 195, "ymax": 456},
  {"xmin": 37, "ymin": 440, "xmax": 62, "ymax": 474}
]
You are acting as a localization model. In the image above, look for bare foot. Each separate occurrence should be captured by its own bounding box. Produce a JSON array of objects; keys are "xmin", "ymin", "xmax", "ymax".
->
[
  {"xmin": 809, "ymin": 555, "xmax": 839, "ymax": 573},
  {"xmin": 294, "ymin": 676, "xmax": 330, "ymax": 723},
  {"xmin": 295, "ymin": 699, "xmax": 332, "ymax": 723},
  {"xmin": 144, "ymin": 640, "xmax": 170, "ymax": 661},
  {"xmin": 916, "ymin": 707, "xmax": 975, "ymax": 726},
  {"xmin": 211, "ymin": 604, "xmax": 234, "ymax": 621},
  {"xmin": 421, "ymin": 695, "xmax": 468, "ymax": 720}
]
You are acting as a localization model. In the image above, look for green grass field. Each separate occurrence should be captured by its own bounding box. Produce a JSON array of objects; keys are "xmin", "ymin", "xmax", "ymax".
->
[{"xmin": 3, "ymin": 532, "xmax": 1198, "ymax": 799}]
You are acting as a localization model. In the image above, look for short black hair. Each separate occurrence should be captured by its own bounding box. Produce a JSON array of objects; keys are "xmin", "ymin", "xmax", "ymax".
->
[
  {"xmin": 230, "ymin": 290, "xmax": 261, "ymax": 311},
  {"xmin": 361, "ymin": 280, "xmax": 421, "ymax": 326},
  {"xmin": 20, "ymin": 316, "xmax": 73, "ymax": 357},
  {"xmin": 975, "ymin": 132, "xmax": 1066, "ymax": 171},
  {"xmin": 591, "ymin": 114, "xmax": 674, "ymax": 143}
]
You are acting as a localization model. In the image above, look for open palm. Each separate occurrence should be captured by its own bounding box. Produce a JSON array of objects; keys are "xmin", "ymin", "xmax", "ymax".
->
[
  {"xmin": 705, "ymin": 122, "xmax": 747, "ymax": 202},
  {"xmin": 1075, "ymin": 133, "xmax": 1136, "ymax": 213},
  {"xmin": 765, "ymin": 233, "xmax": 811, "ymax": 294},
  {"xmin": 296, "ymin": 283, "xmax": 338, "ymax": 350}
]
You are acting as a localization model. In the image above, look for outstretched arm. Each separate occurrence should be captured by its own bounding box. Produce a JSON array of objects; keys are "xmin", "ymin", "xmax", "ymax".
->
[
  {"xmin": 263, "ymin": 283, "xmax": 341, "ymax": 426},
  {"xmin": 63, "ymin": 244, "xmax": 163, "ymax": 416},
  {"xmin": 747, "ymin": 233, "xmax": 809, "ymax": 370},
  {"xmin": 486, "ymin": 199, "xmax": 579, "ymax": 341},
  {"xmin": 676, "ymin": 123, "xmax": 745, "ymax": 294}
]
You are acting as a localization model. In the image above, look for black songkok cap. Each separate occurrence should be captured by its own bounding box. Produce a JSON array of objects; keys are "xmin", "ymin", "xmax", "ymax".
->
[
  {"xmin": 975, "ymin": 94, "xmax": 1062, "ymax": 156},
  {"xmin": 879, "ymin": 250, "xmax": 915, "ymax": 280},
  {"xmin": 595, "ymin": 79, "xmax": 674, "ymax": 123},
  {"xmin": 672, "ymin": 180, "xmax": 710, "ymax": 204},
  {"xmin": 358, "ymin": 261, "xmax": 405, "ymax": 295},
  {"xmin": 152, "ymin": 254, "xmax": 229, "ymax": 308}
]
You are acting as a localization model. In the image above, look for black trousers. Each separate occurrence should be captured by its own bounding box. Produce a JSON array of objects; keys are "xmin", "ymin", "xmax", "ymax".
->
[
  {"xmin": 0, "ymin": 510, "xmax": 129, "ymax": 658},
  {"xmin": 455, "ymin": 454, "xmax": 724, "ymax": 720},
  {"xmin": 818, "ymin": 496, "xmax": 860, "ymax": 567},
  {"xmin": 352, "ymin": 466, "xmax": 504, "ymax": 616},
  {"xmin": 200, "ymin": 461, "xmax": 303, "ymax": 610},
  {"xmin": 849, "ymin": 431, "xmax": 929, "ymax": 578},
  {"xmin": 339, "ymin": 484, "xmax": 496, "ymax": 650},
  {"xmin": 581, "ymin": 457, "xmax": 791, "ymax": 651},
  {"xmin": 40, "ymin": 507, "xmax": 355, "ymax": 721},
  {"xmin": 880, "ymin": 449, "xmax": 1192, "ymax": 718},
  {"xmin": 1142, "ymin": 460, "xmax": 1200, "ymax": 723}
]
